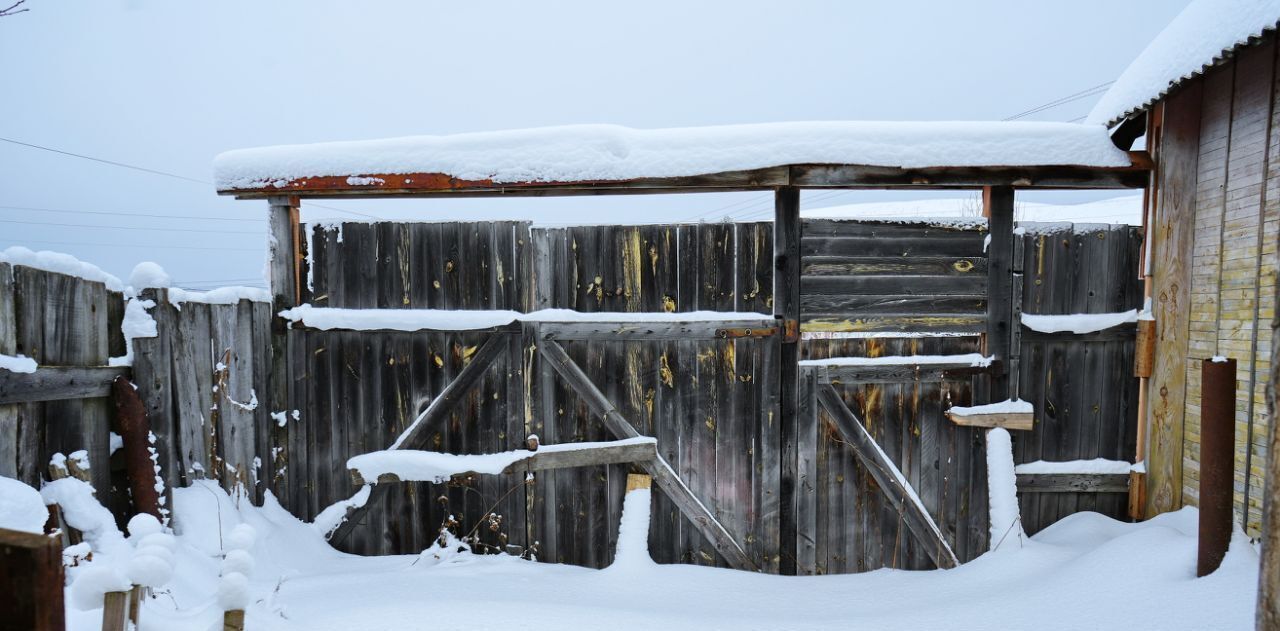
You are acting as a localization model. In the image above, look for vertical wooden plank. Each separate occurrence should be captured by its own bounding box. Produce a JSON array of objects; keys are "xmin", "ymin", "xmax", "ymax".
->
[
  {"xmin": 1148, "ymin": 82, "xmax": 1204, "ymax": 516},
  {"xmin": 0, "ymin": 263, "xmax": 17, "ymax": 478},
  {"xmin": 984, "ymin": 186, "xmax": 1016, "ymax": 401},
  {"xmin": 170, "ymin": 302, "xmax": 213, "ymax": 486},
  {"xmin": 131, "ymin": 287, "xmax": 178, "ymax": 510},
  {"xmin": 774, "ymin": 187, "xmax": 801, "ymax": 575},
  {"xmin": 794, "ymin": 364, "xmax": 817, "ymax": 574}
]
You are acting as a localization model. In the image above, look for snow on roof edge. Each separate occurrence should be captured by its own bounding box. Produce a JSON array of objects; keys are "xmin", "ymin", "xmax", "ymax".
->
[
  {"xmin": 1088, "ymin": 0, "xmax": 1280, "ymax": 126},
  {"xmin": 214, "ymin": 121, "xmax": 1133, "ymax": 191}
]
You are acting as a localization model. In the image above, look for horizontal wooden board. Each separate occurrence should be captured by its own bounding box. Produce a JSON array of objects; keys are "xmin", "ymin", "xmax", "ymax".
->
[
  {"xmin": 801, "ymin": 294, "xmax": 986, "ymax": 315},
  {"xmin": 946, "ymin": 411, "xmax": 1034, "ymax": 431},
  {"xmin": 801, "ymin": 219, "xmax": 985, "ymax": 239},
  {"xmin": 801, "ymin": 256, "xmax": 988, "ymax": 277},
  {"xmin": 801, "ymin": 275, "xmax": 986, "ymax": 297},
  {"xmin": 820, "ymin": 363, "xmax": 990, "ymax": 384},
  {"xmin": 537, "ymin": 320, "xmax": 778, "ymax": 341},
  {"xmin": 801, "ymin": 236, "xmax": 985, "ymax": 258},
  {"xmin": 1016, "ymin": 473, "xmax": 1131, "ymax": 493},
  {"xmin": 0, "ymin": 366, "xmax": 129, "ymax": 404},
  {"xmin": 801, "ymin": 314, "xmax": 986, "ymax": 333}
]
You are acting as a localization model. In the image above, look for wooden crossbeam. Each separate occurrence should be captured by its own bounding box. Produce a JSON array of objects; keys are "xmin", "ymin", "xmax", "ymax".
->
[
  {"xmin": 220, "ymin": 154, "xmax": 1152, "ymax": 199},
  {"xmin": 536, "ymin": 320, "xmax": 777, "ymax": 341},
  {"xmin": 816, "ymin": 362, "xmax": 991, "ymax": 385},
  {"xmin": 326, "ymin": 333, "xmax": 509, "ymax": 545},
  {"xmin": 1015, "ymin": 473, "xmax": 1130, "ymax": 493},
  {"xmin": 538, "ymin": 338, "xmax": 757, "ymax": 571},
  {"xmin": 815, "ymin": 384, "xmax": 959, "ymax": 569},
  {"xmin": 0, "ymin": 366, "xmax": 130, "ymax": 404}
]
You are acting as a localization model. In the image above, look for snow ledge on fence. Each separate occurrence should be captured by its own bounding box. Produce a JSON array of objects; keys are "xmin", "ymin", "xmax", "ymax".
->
[
  {"xmin": 947, "ymin": 399, "xmax": 1033, "ymax": 416},
  {"xmin": 213, "ymin": 121, "xmax": 1132, "ymax": 190},
  {"xmin": 1014, "ymin": 458, "xmax": 1141, "ymax": 475},
  {"xmin": 1020, "ymin": 309, "xmax": 1137, "ymax": 334},
  {"xmin": 280, "ymin": 305, "xmax": 774, "ymax": 332},
  {"xmin": 797, "ymin": 353, "xmax": 992, "ymax": 368},
  {"xmin": 348, "ymin": 437, "xmax": 658, "ymax": 484}
]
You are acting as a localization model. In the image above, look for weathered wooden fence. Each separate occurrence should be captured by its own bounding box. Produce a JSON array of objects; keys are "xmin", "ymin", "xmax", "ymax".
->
[
  {"xmin": 0, "ymin": 263, "xmax": 125, "ymax": 511},
  {"xmin": 0, "ymin": 218, "xmax": 1143, "ymax": 574}
]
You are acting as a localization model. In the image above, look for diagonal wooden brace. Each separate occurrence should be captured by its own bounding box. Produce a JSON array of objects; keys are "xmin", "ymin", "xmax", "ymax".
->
[
  {"xmin": 816, "ymin": 384, "xmax": 958, "ymax": 569},
  {"xmin": 538, "ymin": 338, "xmax": 756, "ymax": 571}
]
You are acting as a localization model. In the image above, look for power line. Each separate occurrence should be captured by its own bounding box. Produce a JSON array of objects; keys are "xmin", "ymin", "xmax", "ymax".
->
[
  {"xmin": 0, "ymin": 217, "xmax": 263, "ymax": 235},
  {"xmin": 0, "ymin": 204, "xmax": 265, "ymax": 223},
  {"xmin": 1, "ymin": 238, "xmax": 262, "ymax": 252},
  {"xmin": 1003, "ymin": 80, "xmax": 1114, "ymax": 121},
  {"xmin": 0, "ymin": 136, "xmax": 381, "ymax": 220}
]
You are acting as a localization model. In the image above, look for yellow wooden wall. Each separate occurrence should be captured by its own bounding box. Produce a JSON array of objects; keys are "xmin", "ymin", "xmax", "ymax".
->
[{"xmin": 1148, "ymin": 34, "xmax": 1278, "ymax": 536}]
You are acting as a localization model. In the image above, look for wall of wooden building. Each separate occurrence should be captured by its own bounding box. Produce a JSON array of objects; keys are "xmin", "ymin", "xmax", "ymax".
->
[{"xmin": 1145, "ymin": 33, "xmax": 1278, "ymax": 535}]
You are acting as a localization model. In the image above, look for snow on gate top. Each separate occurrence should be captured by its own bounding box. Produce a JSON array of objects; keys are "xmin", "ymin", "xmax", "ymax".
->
[{"xmin": 213, "ymin": 121, "xmax": 1132, "ymax": 191}]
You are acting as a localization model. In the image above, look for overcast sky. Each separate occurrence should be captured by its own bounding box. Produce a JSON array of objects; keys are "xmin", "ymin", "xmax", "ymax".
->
[{"xmin": 0, "ymin": 0, "xmax": 1186, "ymax": 288}]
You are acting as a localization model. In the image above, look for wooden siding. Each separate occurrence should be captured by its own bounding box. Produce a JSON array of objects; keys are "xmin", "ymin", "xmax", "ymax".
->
[{"xmin": 1147, "ymin": 34, "xmax": 1278, "ymax": 535}]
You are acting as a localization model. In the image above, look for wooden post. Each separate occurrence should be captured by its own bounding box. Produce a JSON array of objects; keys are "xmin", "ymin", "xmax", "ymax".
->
[
  {"xmin": 1262, "ymin": 273, "xmax": 1280, "ymax": 627},
  {"xmin": 267, "ymin": 196, "xmax": 302, "ymax": 312},
  {"xmin": 101, "ymin": 590, "xmax": 130, "ymax": 631},
  {"xmin": 773, "ymin": 185, "xmax": 800, "ymax": 576},
  {"xmin": 267, "ymin": 196, "xmax": 301, "ymax": 506},
  {"xmin": 223, "ymin": 609, "xmax": 245, "ymax": 631},
  {"xmin": 0, "ymin": 528, "xmax": 64, "ymax": 631},
  {"xmin": 1199, "ymin": 357, "xmax": 1235, "ymax": 577},
  {"xmin": 983, "ymin": 186, "xmax": 1015, "ymax": 401}
]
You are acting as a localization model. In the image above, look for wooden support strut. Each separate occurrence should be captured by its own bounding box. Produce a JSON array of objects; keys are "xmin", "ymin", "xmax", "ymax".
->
[
  {"xmin": 325, "ymin": 331, "xmax": 511, "ymax": 545},
  {"xmin": 815, "ymin": 384, "xmax": 959, "ymax": 569},
  {"xmin": 350, "ymin": 439, "xmax": 659, "ymax": 485},
  {"xmin": 983, "ymin": 186, "xmax": 1016, "ymax": 401},
  {"xmin": 538, "ymin": 337, "xmax": 757, "ymax": 572},
  {"xmin": 774, "ymin": 185, "xmax": 801, "ymax": 576}
]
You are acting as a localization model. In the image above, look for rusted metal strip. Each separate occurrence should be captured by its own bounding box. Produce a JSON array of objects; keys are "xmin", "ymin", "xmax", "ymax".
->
[
  {"xmin": 1198, "ymin": 357, "xmax": 1235, "ymax": 577},
  {"xmin": 111, "ymin": 376, "xmax": 162, "ymax": 519}
]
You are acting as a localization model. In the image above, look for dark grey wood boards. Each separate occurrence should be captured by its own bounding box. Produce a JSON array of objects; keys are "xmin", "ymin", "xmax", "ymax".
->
[
  {"xmin": 1014, "ymin": 223, "xmax": 1143, "ymax": 534},
  {"xmin": 798, "ymin": 335, "xmax": 985, "ymax": 573},
  {"xmin": 799, "ymin": 218, "xmax": 988, "ymax": 333},
  {"xmin": 0, "ymin": 263, "xmax": 16, "ymax": 478},
  {"xmin": 10, "ymin": 266, "xmax": 114, "ymax": 500}
]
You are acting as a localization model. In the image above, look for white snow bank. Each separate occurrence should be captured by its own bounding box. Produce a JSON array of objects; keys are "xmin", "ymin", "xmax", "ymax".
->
[
  {"xmin": 312, "ymin": 486, "xmax": 371, "ymax": 538},
  {"xmin": 805, "ymin": 194, "xmax": 1144, "ymax": 226},
  {"xmin": 57, "ymin": 478, "xmax": 1261, "ymax": 631},
  {"xmin": 1088, "ymin": 0, "xmax": 1280, "ymax": 125},
  {"xmin": 169, "ymin": 286, "xmax": 270, "ymax": 304},
  {"xmin": 40, "ymin": 478, "xmax": 127, "ymax": 555},
  {"xmin": 985, "ymin": 428, "xmax": 1026, "ymax": 552},
  {"xmin": 0, "ymin": 352, "xmax": 38, "ymax": 373},
  {"xmin": 281, "ymin": 305, "xmax": 773, "ymax": 332},
  {"xmin": 798, "ymin": 353, "xmax": 992, "ymax": 367},
  {"xmin": 1020, "ymin": 309, "xmax": 1137, "ymax": 334},
  {"xmin": 949, "ymin": 399, "xmax": 1033, "ymax": 416},
  {"xmin": 1015, "ymin": 459, "xmax": 1140, "ymax": 475},
  {"xmin": 128, "ymin": 261, "xmax": 171, "ymax": 290},
  {"xmin": 0, "ymin": 246, "xmax": 123, "ymax": 291},
  {"xmin": 350, "ymin": 437, "xmax": 658, "ymax": 483},
  {"xmin": 109, "ymin": 298, "xmax": 157, "ymax": 367},
  {"xmin": 0, "ymin": 476, "xmax": 48, "ymax": 533},
  {"xmin": 214, "ymin": 121, "xmax": 1132, "ymax": 190},
  {"xmin": 609, "ymin": 487, "xmax": 654, "ymax": 570},
  {"xmin": 69, "ymin": 566, "xmax": 131, "ymax": 611}
]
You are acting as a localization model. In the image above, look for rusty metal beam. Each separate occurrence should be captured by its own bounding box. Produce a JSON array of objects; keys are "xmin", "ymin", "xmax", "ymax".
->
[
  {"xmin": 218, "ymin": 154, "xmax": 1152, "ymax": 199},
  {"xmin": 1199, "ymin": 357, "xmax": 1236, "ymax": 577}
]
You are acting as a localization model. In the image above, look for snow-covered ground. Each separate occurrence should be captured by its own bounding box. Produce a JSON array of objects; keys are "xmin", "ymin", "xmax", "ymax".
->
[{"xmin": 23, "ymin": 479, "xmax": 1257, "ymax": 631}]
